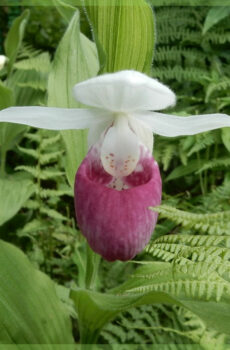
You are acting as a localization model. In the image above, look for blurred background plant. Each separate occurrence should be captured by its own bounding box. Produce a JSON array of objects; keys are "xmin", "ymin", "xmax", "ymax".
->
[{"xmin": 0, "ymin": 1, "xmax": 230, "ymax": 347}]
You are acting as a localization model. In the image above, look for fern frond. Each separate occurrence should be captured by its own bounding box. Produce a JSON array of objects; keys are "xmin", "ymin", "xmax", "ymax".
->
[
  {"xmin": 23, "ymin": 200, "xmax": 40, "ymax": 210},
  {"xmin": 16, "ymin": 165, "xmax": 38, "ymax": 177},
  {"xmin": 24, "ymin": 132, "xmax": 42, "ymax": 143},
  {"xmin": 17, "ymin": 146, "xmax": 39, "ymax": 159},
  {"xmin": 206, "ymin": 78, "xmax": 230, "ymax": 102},
  {"xmin": 40, "ymin": 133, "xmax": 61, "ymax": 149},
  {"xmin": 204, "ymin": 32, "xmax": 230, "ymax": 44},
  {"xmin": 39, "ymin": 207, "xmax": 68, "ymax": 221},
  {"xmin": 197, "ymin": 157, "xmax": 230, "ymax": 173},
  {"xmin": 16, "ymin": 165, "xmax": 64, "ymax": 179},
  {"xmin": 18, "ymin": 43, "xmax": 42, "ymax": 59},
  {"xmin": 40, "ymin": 168, "xmax": 64, "ymax": 180},
  {"xmin": 14, "ymin": 52, "xmax": 51, "ymax": 73},
  {"xmin": 40, "ymin": 151, "xmax": 64, "ymax": 165},
  {"xmin": 187, "ymin": 133, "xmax": 216, "ymax": 156},
  {"xmin": 152, "ymin": 66, "xmax": 208, "ymax": 82},
  {"xmin": 162, "ymin": 144, "xmax": 177, "ymax": 171},
  {"xmin": 155, "ymin": 47, "xmax": 206, "ymax": 63},
  {"xmin": 127, "ymin": 276, "xmax": 230, "ymax": 302},
  {"xmin": 17, "ymin": 71, "xmax": 48, "ymax": 91},
  {"xmin": 39, "ymin": 188, "xmax": 73, "ymax": 198},
  {"xmin": 150, "ymin": 205, "xmax": 230, "ymax": 235}
]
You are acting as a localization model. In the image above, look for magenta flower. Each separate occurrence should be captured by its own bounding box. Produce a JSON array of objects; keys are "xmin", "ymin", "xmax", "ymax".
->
[
  {"xmin": 1, "ymin": 70, "xmax": 230, "ymax": 261},
  {"xmin": 75, "ymin": 144, "xmax": 161, "ymax": 261}
]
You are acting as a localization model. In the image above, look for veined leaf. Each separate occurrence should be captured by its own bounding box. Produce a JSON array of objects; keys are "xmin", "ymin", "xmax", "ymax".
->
[
  {"xmin": 0, "ymin": 239, "xmax": 74, "ymax": 344},
  {"xmin": 48, "ymin": 10, "xmax": 99, "ymax": 187},
  {"xmin": 86, "ymin": 0, "xmax": 155, "ymax": 74}
]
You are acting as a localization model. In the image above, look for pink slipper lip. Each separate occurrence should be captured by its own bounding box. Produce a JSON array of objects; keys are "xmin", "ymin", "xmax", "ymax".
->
[{"xmin": 74, "ymin": 146, "xmax": 162, "ymax": 261}]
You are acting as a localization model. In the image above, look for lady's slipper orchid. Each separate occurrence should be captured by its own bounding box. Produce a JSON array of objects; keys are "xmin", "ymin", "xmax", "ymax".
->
[{"xmin": 1, "ymin": 70, "xmax": 230, "ymax": 260}]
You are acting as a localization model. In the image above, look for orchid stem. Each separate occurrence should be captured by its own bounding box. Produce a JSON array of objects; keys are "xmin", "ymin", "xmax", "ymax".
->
[{"xmin": 85, "ymin": 243, "xmax": 100, "ymax": 290}]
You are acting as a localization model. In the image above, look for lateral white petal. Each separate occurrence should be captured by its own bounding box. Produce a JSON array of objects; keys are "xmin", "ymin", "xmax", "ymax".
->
[
  {"xmin": 138, "ymin": 111, "xmax": 230, "ymax": 137},
  {"xmin": 128, "ymin": 116, "xmax": 154, "ymax": 152},
  {"xmin": 88, "ymin": 117, "xmax": 113, "ymax": 149},
  {"xmin": 101, "ymin": 117, "xmax": 140, "ymax": 177},
  {"xmin": 73, "ymin": 70, "xmax": 176, "ymax": 112},
  {"xmin": 0, "ymin": 107, "xmax": 108, "ymax": 130}
]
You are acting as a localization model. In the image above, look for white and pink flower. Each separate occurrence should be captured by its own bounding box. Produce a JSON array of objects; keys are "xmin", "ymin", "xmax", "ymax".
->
[{"xmin": 1, "ymin": 70, "xmax": 230, "ymax": 260}]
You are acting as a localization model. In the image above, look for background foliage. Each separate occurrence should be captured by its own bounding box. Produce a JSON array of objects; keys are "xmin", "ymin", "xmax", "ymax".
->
[{"xmin": 0, "ymin": 2, "xmax": 230, "ymax": 347}]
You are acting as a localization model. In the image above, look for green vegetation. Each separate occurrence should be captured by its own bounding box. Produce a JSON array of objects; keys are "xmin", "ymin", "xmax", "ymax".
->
[{"xmin": 0, "ymin": 2, "xmax": 230, "ymax": 347}]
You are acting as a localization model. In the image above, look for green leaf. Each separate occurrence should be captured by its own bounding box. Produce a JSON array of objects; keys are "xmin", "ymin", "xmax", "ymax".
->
[
  {"xmin": 86, "ymin": 0, "xmax": 155, "ymax": 74},
  {"xmin": 4, "ymin": 10, "xmax": 30, "ymax": 73},
  {"xmin": 0, "ymin": 177, "xmax": 34, "ymax": 226},
  {"xmin": 221, "ymin": 128, "xmax": 230, "ymax": 152},
  {"xmin": 166, "ymin": 159, "xmax": 203, "ymax": 181},
  {"xmin": 14, "ymin": 52, "xmax": 51, "ymax": 73},
  {"xmin": 203, "ymin": 6, "xmax": 230, "ymax": 34},
  {"xmin": 0, "ymin": 122, "xmax": 27, "ymax": 154},
  {"xmin": 70, "ymin": 284, "xmax": 173, "ymax": 344},
  {"xmin": 48, "ymin": 10, "xmax": 99, "ymax": 187},
  {"xmin": 53, "ymin": 0, "xmax": 76, "ymax": 23},
  {"xmin": 0, "ymin": 239, "xmax": 74, "ymax": 344},
  {"xmin": 0, "ymin": 81, "xmax": 14, "ymax": 109},
  {"xmin": 71, "ymin": 230, "xmax": 230, "ymax": 342}
]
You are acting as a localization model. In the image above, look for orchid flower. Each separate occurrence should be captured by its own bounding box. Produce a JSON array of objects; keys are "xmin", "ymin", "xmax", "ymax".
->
[
  {"xmin": 0, "ymin": 55, "xmax": 8, "ymax": 70},
  {"xmin": 1, "ymin": 70, "xmax": 230, "ymax": 261}
]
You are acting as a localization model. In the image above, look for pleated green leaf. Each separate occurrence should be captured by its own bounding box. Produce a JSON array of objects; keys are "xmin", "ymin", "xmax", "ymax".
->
[
  {"xmin": 48, "ymin": 10, "xmax": 99, "ymax": 187},
  {"xmin": 0, "ymin": 239, "xmax": 74, "ymax": 344},
  {"xmin": 86, "ymin": 0, "xmax": 155, "ymax": 74}
]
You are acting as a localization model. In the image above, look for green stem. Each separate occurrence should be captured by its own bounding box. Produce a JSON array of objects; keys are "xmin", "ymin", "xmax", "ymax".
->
[
  {"xmin": 197, "ymin": 151, "xmax": 205, "ymax": 195},
  {"xmin": 0, "ymin": 149, "xmax": 6, "ymax": 177},
  {"xmin": 204, "ymin": 146, "xmax": 210, "ymax": 193},
  {"xmin": 85, "ymin": 243, "xmax": 100, "ymax": 290},
  {"xmin": 80, "ymin": 325, "xmax": 100, "ymax": 345}
]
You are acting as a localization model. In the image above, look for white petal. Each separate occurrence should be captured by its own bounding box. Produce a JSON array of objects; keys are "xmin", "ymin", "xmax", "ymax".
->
[
  {"xmin": 0, "ymin": 106, "xmax": 108, "ymax": 130},
  {"xmin": 101, "ymin": 116, "xmax": 140, "ymax": 177},
  {"xmin": 137, "ymin": 111, "xmax": 230, "ymax": 136},
  {"xmin": 73, "ymin": 70, "xmax": 176, "ymax": 112},
  {"xmin": 88, "ymin": 117, "xmax": 113, "ymax": 148},
  {"xmin": 128, "ymin": 116, "xmax": 154, "ymax": 152}
]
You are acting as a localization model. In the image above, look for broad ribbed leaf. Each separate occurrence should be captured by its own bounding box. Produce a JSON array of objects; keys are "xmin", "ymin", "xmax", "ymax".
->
[
  {"xmin": 86, "ymin": 0, "xmax": 155, "ymax": 74},
  {"xmin": 0, "ymin": 177, "xmax": 34, "ymax": 226},
  {"xmin": 0, "ymin": 239, "xmax": 74, "ymax": 344},
  {"xmin": 48, "ymin": 10, "xmax": 99, "ymax": 187}
]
